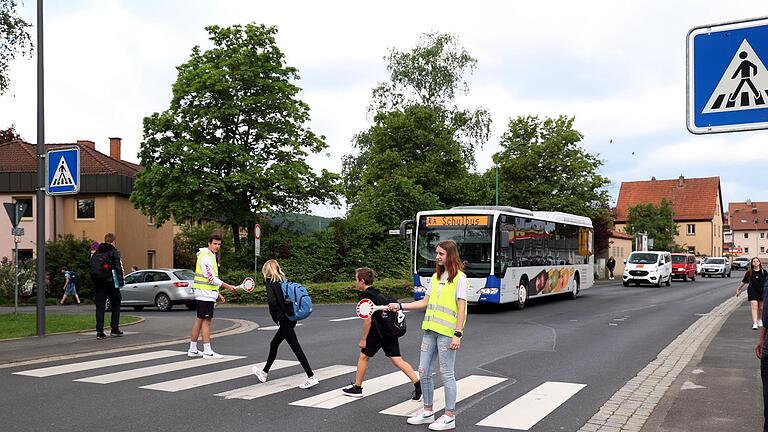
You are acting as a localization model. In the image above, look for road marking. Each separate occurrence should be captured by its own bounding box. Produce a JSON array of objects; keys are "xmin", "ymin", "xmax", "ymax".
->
[
  {"xmin": 13, "ymin": 350, "xmax": 185, "ymax": 377},
  {"xmin": 140, "ymin": 359, "xmax": 298, "ymax": 392},
  {"xmin": 380, "ymin": 375, "xmax": 507, "ymax": 417},
  {"xmin": 258, "ymin": 324, "xmax": 303, "ymax": 331},
  {"xmin": 74, "ymin": 355, "xmax": 245, "ymax": 384},
  {"xmin": 328, "ymin": 317, "xmax": 359, "ymax": 322},
  {"xmin": 476, "ymin": 381, "xmax": 585, "ymax": 430},
  {"xmin": 216, "ymin": 365, "xmax": 357, "ymax": 400},
  {"xmin": 290, "ymin": 371, "xmax": 412, "ymax": 409}
]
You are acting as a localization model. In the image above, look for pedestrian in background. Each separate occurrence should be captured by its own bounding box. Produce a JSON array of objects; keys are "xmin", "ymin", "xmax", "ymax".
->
[
  {"xmin": 736, "ymin": 257, "xmax": 765, "ymax": 330},
  {"xmin": 90, "ymin": 233, "xmax": 124, "ymax": 339},
  {"xmin": 252, "ymin": 259, "xmax": 318, "ymax": 389},
  {"xmin": 58, "ymin": 266, "xmax": 81, "ymax": 305},
  {"xmin": 607, "ymin": 256, "xmax": 616, "ymax": 280},
  {"xmin": 389, "ymin": 240, "xmax": 467, "ymax": 431}
]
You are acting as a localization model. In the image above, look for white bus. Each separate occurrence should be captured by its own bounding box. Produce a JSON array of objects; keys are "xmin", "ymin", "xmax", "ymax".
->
[{"xmin": 406, "ymin": 206, "xmax": 594, "ymax": 308}]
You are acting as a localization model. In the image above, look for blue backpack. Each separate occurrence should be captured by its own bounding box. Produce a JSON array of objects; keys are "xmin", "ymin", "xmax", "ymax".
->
[{"xmin": 281, "ymin": 280, "xmax": 313, "ymax": 321}]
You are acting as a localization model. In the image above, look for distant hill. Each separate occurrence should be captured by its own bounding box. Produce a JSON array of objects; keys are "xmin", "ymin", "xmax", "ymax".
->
[{"xmin": 268, "ymin": 213, "xmax": 335, "ymax": 234}]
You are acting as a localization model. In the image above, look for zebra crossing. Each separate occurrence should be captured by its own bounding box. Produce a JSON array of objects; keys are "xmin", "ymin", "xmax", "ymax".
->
[{"xmin": 11, "ymin": 349, "xmax": 586, "ymax": 430}]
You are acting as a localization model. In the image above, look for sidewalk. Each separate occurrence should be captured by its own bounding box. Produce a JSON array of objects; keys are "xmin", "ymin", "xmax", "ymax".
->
[
  {"xmin": 0, "ymin": 305, "xmax": 241, "ymax": 366},
  {"xmin": 643, "ymin": 300, "xmax": 763, "ymax": 431}
]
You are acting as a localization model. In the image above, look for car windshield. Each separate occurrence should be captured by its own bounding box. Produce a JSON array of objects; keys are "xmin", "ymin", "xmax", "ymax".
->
[
  {"xmin": 628, "ymin": 253, "xmax": 659, "ymax": 264},
  {"xmin": 735, "ymin": 257, "xmax": 750, "ymax": 262},
  {"xmin": 704, "ymin": 258, "xmax": 725, "ymax": 264},
  {"xmin": 173, "ymin": 270, "xmax": 196, "ymax": 280},
  {"xmin": 671, "ymin": 255, "xmax": 687, "ymax": 263}
]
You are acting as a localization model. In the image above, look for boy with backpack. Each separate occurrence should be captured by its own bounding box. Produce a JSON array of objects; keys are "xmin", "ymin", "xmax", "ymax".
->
[
  {"xmin": 59, "ymin": 266, "xmax": 81, "ymax": 305},
  {"xmin": 342, "ymin": 267, "xmax": 421, "ymax": 400}
]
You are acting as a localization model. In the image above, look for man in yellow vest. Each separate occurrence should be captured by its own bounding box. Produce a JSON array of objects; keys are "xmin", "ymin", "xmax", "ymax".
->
[{"xmin": 188, "ymin": 232, "xmax": 238, "ymax": 359}]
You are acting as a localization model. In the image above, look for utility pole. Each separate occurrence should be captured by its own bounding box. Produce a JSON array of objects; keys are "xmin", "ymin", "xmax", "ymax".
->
[{"xmin": 36, "ymin": 0, "xmax": 46, "ymax": 336}]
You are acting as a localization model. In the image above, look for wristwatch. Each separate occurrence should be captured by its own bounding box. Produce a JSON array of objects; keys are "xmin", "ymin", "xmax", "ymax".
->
[{"xmin": 453, "ymin": 330, "xmax": 463, "ymax": 338}]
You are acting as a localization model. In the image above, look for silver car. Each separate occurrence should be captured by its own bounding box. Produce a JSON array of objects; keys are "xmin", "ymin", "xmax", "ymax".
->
[
  {"xmin": 700, "ymin": 257, "xmax": 732, "ymax": 278},
  {"xmin": 106, "ymin": 269, "xmax": 197, "ymax": 312}
]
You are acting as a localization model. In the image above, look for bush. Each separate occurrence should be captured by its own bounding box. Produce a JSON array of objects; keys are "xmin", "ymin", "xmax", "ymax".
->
[
  {"xmin": 221, "ymin": 278, "xmax": 412, "ymax": 304},
  {"xmin": 45, "ymin": 234, "xmax": 94, "ymax": 297}
]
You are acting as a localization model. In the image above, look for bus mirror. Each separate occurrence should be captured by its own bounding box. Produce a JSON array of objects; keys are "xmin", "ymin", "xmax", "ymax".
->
[
  {"xmin": 500, "ymin": 231, "xmax": 510, "ymax": 247},
  {"xmin": 399, "ymin": 219, "xmax": 414, "ymax": 240}
]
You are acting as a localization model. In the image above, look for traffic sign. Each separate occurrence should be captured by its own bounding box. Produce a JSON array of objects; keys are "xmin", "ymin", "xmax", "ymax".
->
[
  {"xmin": 46, "ymin": 147, "xmax": 80, "ymax": 195},
  {"xmin": 3, "ymin": 202, "xmax": 28, "ymax": 228},
  {"xmin": 254, "ymin": 224, "xmax": 261, "ymax": 257},
  {"xmin": 11, "ymin": 227, "xmax": 24, "ymax": 236},
  {"xmin": 688, "ymin": 17, "xmax": 768, "ymax": 134}
]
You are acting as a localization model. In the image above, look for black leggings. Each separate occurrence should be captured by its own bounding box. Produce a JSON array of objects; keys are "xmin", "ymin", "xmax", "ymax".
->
[{"xmin": 264, "ymin": 318, "xmax": 313, "ymax": 377}]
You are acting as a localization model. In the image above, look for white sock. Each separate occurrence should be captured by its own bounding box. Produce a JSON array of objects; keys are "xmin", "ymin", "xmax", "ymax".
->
[
  {"xmin": 189, "ymin": 342, "xmax": 198, "ymax": 352},
  {"xmin": 203, "ymin": 343, "xmax": 212, "ymax": 354}
]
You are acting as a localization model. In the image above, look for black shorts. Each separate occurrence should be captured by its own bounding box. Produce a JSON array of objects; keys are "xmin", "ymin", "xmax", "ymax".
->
[
  {"xmin": 196, "ymin": 300, "xmax": 215, "ymax": 319},
  {"xmin": 361, "ymin": 331, "xmax": 401, "ymax": 358}
]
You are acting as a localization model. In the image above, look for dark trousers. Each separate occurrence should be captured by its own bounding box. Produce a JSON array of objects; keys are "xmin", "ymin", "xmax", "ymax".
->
[
  {"xmin": 264, "ymin": 318, "xmax": 312, "ymax": 376},
  {"xmin": 608, "ymin": 267, "xmax": 615, "ymax": 278},
  {"xmin": 763, "ymin": 353, "xmax": 768, "ymax": 432},
  {"xmin": 94, "ymin": 280, "xmax": 122, "ymax": 333}
]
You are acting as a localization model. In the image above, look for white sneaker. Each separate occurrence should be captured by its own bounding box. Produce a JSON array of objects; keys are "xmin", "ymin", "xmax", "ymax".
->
[
  {"xmin": 760, "ymin": 320, "xmax": 764, "ymax": 328},
  {"xmin": 428, "ymin": 414, "xmax": 456, "ymax": 430},
  {"xmin": 252, "ymin": 366, "xmax": 268, "ymax": 383},
  {"xmin": 187, "ymin": 349, "xmax": 202, "ymax": 358},
  {"xmin": 299, "ymin": 376, "xmax": 319, "ymax": 389},
  {"xmin": 407, "ymin": 410, "xmax": 435, "ymax": 425},
  {"xmin": 202, "ymin": 351, "xmax": 224, "ymax": 359},
  {"xmin": 753, "ymin": 322, "xmax": 759, "ymax": 330}
]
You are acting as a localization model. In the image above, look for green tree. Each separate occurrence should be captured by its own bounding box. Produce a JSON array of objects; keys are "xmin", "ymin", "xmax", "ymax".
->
[
  {"xmin": 45, "ymin": 234, "xmax": 94, "ymax": 297},
  {"xmin": 131, "ymin": 24, "xmax": 339, "ymax": 251},
  {"xmin": 492, "ymin": 115, "xmax": 610, "ymax": 218},
  {"xmin": 0, "ymin": 0, "xmax": 32, "ymax": 94},
  {"xmin": 624, "ymin": 198, "xmax": 679, "ymax": 251}
]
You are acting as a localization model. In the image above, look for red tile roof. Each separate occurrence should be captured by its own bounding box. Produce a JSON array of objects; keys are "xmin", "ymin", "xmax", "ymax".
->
[
  {"xmin": 609, "ymin": 229, "xmax": 633, "ymax": 240},
  {"xmin": 0, "ymin": 139, "xmax": 141, "ymax": 176},
  {"xmin": 729, "ymin": 202, "xmax": 768, "ymax": 230},
  {"xmin": 614, "ymin": 176, "xmax": 722, "ymax": 223}
]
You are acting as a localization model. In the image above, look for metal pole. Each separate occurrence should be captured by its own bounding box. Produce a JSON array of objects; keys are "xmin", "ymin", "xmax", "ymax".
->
[
  {"xmin": 36, "ymin": 0, "xmax": 46, "ymax": 336},
  {"xmin": 495, "ymin": 165, "xmax": 499, "ymax": 206},
  {"xmin": 14, "ymin": 238, "xmax": 19, "ymax": 313}
]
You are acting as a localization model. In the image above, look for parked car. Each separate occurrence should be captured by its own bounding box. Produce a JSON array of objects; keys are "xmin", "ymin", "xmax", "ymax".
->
[
  {"xmin": 732, "ymin": 256, "xmax": 751, "ymax": 270},
  {"xmin": 700, "ymin": 257, "xmax": 732, "ymax": 278},
  {"xmin": 622, "ymin": 251, "xmax": 672, "ymax": 287},
  {"xmin": 671, "ymin": 253, "xmax": 697, "ymax": 281},
  {"xmin": 105, "ymin": 269, "xmax": 197, "ymax": 312}
]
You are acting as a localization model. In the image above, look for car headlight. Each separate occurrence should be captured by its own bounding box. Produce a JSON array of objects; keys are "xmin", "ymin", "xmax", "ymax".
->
[{"xmin": 477, "ymin": 288, "xmax": 499, "ymax": 295}]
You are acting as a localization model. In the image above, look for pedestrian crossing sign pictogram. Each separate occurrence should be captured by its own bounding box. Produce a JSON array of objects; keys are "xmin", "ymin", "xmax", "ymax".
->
[
  {"xmin": 688, "ymin": 17, "xmax": 768, "ymax": 134},
  {"xmin": 46, "ymin": 147, "xmax": 80, "ymax": 195}
]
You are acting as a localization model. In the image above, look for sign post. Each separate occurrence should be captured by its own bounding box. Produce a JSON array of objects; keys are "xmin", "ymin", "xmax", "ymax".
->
[
  {"xmin": 254, "ymin": 224, "xmax": 261, "ymax": 278},
  {"xmin": 4, "ymin": 202, "xmax": 28, "ymax": 313}
]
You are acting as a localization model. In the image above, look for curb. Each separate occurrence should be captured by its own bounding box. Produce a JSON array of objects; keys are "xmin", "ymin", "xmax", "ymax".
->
[{"xmin": 577, "ymin": 295, "xmax": 745, "ymax": 432}]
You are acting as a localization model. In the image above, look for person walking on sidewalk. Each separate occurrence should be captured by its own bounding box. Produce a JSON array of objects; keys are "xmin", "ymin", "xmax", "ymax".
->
[
  {"xmin": 187, "ymin": 232, "xmax": 238, "ymax": 359},
  {"xmin": 342, "ymin": 267, "xmax": 421, "ymax": 400},
  {"xmin": 90, "ymin": 233, "xmax": 124, "ymax": 339},
  {"xmin": 388, "ymin": 240, "xmax": 467, "ymax": 431},
  {"xmin": 607, "ymin": 257, "xmax": 616, "ymax": 280},
  {"xmin": 252, "ymin": 259, "xmax": 318, "ymax": 389},
  {"xmin": 736, "ymin": 257, "xmax": 765, "ymax": 330},
  {"xmin": 59, "ymin": 266, "xmax": 81, "ymax": 305}
]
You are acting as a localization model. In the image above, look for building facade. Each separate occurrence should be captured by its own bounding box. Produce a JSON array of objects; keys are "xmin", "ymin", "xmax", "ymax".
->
[{"xmin": 729, "ymin": 201, "xmax": 768, "ymax": 258}]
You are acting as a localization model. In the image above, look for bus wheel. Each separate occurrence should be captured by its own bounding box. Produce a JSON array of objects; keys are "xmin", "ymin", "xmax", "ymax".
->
[
  {"xmin": 569, "ymin": 273, "xmax": 580, "ymax": 299},
  {"xmin": 513, "ymin": 282, "xmax": 528, "ymax": 310}
]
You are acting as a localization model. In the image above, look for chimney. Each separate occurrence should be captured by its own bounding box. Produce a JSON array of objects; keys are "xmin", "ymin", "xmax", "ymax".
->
[
  {"xmin": 77, "ymin": 139, "xmax": 95, "ymax": 149},
  {"xmin": 651, "ymin": 176, "xmax": 656, "ymax": 181},
  {"xmin": 678, "ymin": 175, "xmax": 684, "ymax": 187},
  {"xmin": 109, "ymin": 137, "xmax": 121, "ymax": 160}
]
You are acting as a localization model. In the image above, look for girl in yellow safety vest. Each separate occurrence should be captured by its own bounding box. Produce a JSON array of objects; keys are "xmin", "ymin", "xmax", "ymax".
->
[{"xmin": 389, "ymin": 239, "xmax": 467, "ymax": 431}]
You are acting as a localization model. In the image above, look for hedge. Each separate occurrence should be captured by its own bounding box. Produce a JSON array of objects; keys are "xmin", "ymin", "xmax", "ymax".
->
[{"xmin": 220, "ymin": 278, "xmax": 413, "ymax": 304}]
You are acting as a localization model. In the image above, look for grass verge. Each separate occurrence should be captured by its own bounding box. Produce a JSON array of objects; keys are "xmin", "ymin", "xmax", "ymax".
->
[{"xmin": 0, "ymin": 313, "xmax": 141, "ymax": 340}]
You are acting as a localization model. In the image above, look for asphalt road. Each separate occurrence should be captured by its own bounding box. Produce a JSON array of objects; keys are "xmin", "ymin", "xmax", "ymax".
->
[{"xmin": 0, "ymin": 273, "xmax": 740, "ymax": 432}]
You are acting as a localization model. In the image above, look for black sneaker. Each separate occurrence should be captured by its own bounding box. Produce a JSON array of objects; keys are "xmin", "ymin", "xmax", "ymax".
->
[
  {"xmin": 412, "ymin": 382, "xmax": 422, "ymax": 401},
  {"xmin": 110, "ymin": 329, "xmax": 124, "ymax": 337},
  {"xmin": 342, "ymin": 384, "xmax": 363, "ymax": 398},
  {"xmin": 96, "ymin": 333, "xmax": 107, "ymax": 340}
]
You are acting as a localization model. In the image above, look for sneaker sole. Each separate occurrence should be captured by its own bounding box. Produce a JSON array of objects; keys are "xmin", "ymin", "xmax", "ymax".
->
[
  {"xmin": 342, "ymin": 392, "xmax": 363, "ymax": 398},
  {"xmin": 187, "ymin": 353, "xmax": 202, "ymax": 358},
  {"xmin": 299, "ymin": 382, "xmax": 318, "ymax": 389},
  {"xmin": 407, "ymin": 418, "xmax": 434, "ymax": 425},
  {"xmin": 202, "ymin": 355, "xmax": 224, "ymax": 359}
]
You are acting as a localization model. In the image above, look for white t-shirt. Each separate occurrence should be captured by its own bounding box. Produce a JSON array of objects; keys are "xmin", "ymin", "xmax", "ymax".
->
[{"xmin": 424, "ymin": 272, "xmax": 468, "ymax": 301}]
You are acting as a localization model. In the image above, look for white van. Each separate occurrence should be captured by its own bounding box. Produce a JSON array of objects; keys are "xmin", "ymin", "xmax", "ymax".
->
[{"xmin": 622, "ymin": 251, "xmax": 672, "ymax": 287}]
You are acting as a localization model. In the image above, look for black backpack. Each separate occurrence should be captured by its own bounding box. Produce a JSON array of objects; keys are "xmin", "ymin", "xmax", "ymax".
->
[
  {"xmin": 372, "ymin": 291, "xmax": 407, "ymax": 338},
  {"xmin": 90, "ymin": 251, "xmax": 113, "ymax": 280},
  {"xmin": 68, "ymin": 271, "xmax": 80, "ymax": 286}
]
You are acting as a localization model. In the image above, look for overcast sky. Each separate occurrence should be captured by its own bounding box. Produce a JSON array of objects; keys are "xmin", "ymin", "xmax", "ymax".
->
[{"xmin": 2, "ymin": 0, "xmax": 767, "ymax": 217}]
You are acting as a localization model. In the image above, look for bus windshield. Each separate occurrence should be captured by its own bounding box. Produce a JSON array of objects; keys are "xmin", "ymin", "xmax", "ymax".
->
[{"xmin": 416, "ymin": 214, "xmax": 493, "ymax": 278}]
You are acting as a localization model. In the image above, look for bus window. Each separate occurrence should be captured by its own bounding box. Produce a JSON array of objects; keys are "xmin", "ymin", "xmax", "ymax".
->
[{"xmin": 495, "ymin": 215, "xmax": 516, "ymax": 276}]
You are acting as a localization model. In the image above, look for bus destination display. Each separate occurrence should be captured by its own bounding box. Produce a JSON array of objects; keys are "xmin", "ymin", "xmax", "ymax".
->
[{"xmin": 425, "ymin": 215, "xmax": 490, "ymax": 227}]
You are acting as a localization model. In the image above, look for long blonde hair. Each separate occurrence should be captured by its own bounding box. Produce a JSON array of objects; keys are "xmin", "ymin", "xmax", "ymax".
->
[{"xmin": 262, "ymin": 259, "xmax": 286, "ymax": 283}]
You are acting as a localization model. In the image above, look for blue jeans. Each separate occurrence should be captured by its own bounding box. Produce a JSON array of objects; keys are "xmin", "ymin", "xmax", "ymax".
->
[{"xmin": 418, "ymin": 330, "xmax": 457, "ymax": 411}]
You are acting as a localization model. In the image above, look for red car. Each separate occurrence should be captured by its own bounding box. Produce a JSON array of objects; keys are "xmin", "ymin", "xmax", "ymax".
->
[{"xmin": 671, "ymin": 253, "xmax": 697, "ymax": 281}]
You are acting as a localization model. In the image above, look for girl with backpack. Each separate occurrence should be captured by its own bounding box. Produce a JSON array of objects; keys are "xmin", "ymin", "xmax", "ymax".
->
[
  {"xmin": 736, "ymin": 257, "xmax": 766, "ymax": 329},
  {"xmin": 252, "ymin": 259, "xmax": 318, "ymax": 389},
  {"xmin": 388, "ymin": 240, "xmax": 467, "ymax": 431},
  {"xmin": 59, "ymin": 266, "xmax": 81, "ymax": 305}
]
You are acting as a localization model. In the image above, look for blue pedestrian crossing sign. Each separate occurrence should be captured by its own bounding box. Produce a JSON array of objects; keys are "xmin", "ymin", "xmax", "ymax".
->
[
  {"xmin": 687, "ymin": 17, "xmax": 768, "ymax": 134},
  {"xmin": 46, "ymin": 147, "xmax": 80, "ymax": 195}
]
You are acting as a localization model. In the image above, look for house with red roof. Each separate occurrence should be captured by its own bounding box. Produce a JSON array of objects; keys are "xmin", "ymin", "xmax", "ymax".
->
[
  {"xmin": 613, "ymin": 176, "xmax": 725, "ymax": 256},
  {"xmin": 728, "ymin": 200, "xmax": 768, "ymax": 258},
  {"xmin": 0, "ymin": 138, "xmax": 173, "ymax": 270}
]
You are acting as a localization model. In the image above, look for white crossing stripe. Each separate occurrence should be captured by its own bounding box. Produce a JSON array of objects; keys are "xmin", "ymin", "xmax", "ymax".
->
[
  {"xmin": 328, "ymin": 317, "xmax": 359, "ymax": 322},
  {"xmin": 74, "ymin": 355, "xmax": 245, "ymax": 384},
  {"xmin": 259, "ymin": 324, "xmax": 303, "ymax": 331},
  {"xmin": 290, "ymin": 371, "xmax": 412, "ymax": 409},
  {"xmin": 13, "ymin": 350, "xmax": 185, "ymax": 377},
  {"xmin": 476, "ymin": 381, "xmax": 586, "ymax": 430},
  {"xmin": 216, "ymin": 364, "xmax": 357, "ymax": 400},
  {"xmin": 380, "ymin": 375, "xmax": 507, "ymax": 417},
  {"xmin": 140, "ymin": 359, "xmax": 299, "ymax": 392}
]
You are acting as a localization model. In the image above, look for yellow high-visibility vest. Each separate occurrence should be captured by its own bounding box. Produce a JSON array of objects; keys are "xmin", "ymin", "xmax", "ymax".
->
[
  {"xmin": 193, "ymin": 249, "xmax": 219, "ymax": 291},
  {"xmin": 422, "ymin": 270, "xmax": 466, "ymax": 337}
]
